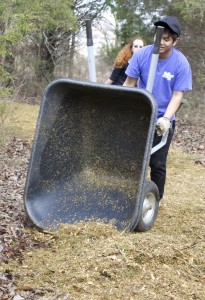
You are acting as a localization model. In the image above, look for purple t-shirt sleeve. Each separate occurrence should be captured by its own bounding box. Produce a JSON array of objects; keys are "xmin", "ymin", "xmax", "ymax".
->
[
  {"xmin": 173, "ymin": 58, "xmax": 192, "ymax": 91},
  {"xmin": 125, "ymin": 53, "xmax": 141, "ymax": 79}
]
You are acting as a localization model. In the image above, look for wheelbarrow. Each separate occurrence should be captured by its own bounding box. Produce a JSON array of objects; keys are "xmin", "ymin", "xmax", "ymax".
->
[{"xmin": 24, "ymin": 27, "xmax": 165, "ymax": 232}]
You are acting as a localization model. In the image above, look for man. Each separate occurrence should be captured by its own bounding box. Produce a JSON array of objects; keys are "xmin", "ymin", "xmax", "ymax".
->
[{"xmin": 123, "ymin": 16, "xmax": 192, "ymax": 201}]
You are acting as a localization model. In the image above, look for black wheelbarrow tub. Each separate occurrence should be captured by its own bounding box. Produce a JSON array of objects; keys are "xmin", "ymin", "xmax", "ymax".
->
[{"xmin": 24, "ymin": 79, "xmax": 157, "ymax": 231}]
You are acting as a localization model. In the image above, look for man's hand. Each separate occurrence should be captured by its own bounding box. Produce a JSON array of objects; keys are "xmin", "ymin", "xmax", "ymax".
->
[{"xmin": 156, "ymin": 117, "xmax": 171, "ymax": 136}]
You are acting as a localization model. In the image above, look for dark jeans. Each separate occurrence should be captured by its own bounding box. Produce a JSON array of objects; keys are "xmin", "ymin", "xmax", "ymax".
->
[{"xmin": 149, "ymin": 121, "xmax": 175, "ymax": 199}]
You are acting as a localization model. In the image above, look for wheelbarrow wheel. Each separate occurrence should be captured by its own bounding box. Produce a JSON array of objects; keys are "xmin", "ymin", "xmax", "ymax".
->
[{"xmin": 135, "ymin": 180, "xmax": 160, "ymax": 232}]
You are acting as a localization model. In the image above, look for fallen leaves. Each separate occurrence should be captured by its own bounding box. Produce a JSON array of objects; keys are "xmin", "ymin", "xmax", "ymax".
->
[{"xmin": 173, "ymin": 120, "xmax": 205, "ymax": 166}]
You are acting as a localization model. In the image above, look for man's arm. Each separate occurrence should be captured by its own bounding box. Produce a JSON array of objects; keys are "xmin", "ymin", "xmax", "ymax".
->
[
  {"xmin": 163, "ymin": 91, "xmax": 184, "ymax": 119},
  {"xmin": 123, "ymin": 76, "xmax": 138, "ymax": 87},
  {"xmin": 156, "ymin": 91, "xmax": 184, "ymax": 136}
]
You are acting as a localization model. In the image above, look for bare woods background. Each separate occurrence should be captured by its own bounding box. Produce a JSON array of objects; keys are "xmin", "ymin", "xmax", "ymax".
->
[{"xmin": 0, "ymin": 0, "xmax": 204, "ymax": 125}]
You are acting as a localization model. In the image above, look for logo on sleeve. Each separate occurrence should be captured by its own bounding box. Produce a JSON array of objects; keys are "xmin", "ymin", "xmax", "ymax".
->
[{"xmin": 162, "ymin": 71, "xmax": 174, "ymax": 81}]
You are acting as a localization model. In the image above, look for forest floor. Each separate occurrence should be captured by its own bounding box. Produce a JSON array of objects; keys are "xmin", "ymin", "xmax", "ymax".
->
[{"xmin": 0, "ymin": 103, "xmax": 204, "ymax": 300}]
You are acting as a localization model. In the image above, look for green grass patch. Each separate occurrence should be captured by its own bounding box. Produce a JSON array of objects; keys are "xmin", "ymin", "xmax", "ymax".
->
[{"xmin": 0, "ymin": 102, "xmax": 39, "ymax": 147}]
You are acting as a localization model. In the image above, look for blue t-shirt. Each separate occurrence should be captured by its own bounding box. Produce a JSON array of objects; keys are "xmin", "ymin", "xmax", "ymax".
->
[{"xmin": 125, "ymin": 45, "xmax": 192, "ymax": 120}]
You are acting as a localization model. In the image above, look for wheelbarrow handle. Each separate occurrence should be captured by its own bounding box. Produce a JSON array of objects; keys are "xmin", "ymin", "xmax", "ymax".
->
[
  {"xmin": 146, "ymin": 26, "xmax": 164, "ymax": 93},
  {"xmin": 85, "ymin": 19, "xmax": 96, "ymax": 83},
  {"xmin": 150, "ymin": 131, "xmax": 168, "ymax": 155},
  {"xmin": 146, "ymin": 25, "xmax": 167, "ymax": 156}
]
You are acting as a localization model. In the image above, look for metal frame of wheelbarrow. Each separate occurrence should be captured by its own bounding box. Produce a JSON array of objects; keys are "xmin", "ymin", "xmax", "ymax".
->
[{"xmin": 24, "ymin": 26, "xmax": 165, "ymax": 232}]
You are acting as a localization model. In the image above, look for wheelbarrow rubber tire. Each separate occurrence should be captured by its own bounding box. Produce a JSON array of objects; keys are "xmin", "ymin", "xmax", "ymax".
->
[{"xmin": 135, "ymin": 180, "xmax": 160, "ymax": 232}]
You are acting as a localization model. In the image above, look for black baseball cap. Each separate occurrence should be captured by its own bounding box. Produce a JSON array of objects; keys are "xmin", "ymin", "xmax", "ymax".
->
[{"xmin": 154, "ymin": 16, "xmax": 181, "ymax": 37}]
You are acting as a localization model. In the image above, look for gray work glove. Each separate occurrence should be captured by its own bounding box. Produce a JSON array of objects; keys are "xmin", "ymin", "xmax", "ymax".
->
[{"xmin": 156, "ymin": 117, "xmax": 171, "ymax": 136}]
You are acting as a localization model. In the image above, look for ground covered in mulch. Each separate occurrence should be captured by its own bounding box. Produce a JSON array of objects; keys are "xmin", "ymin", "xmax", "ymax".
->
[{"xmin": 0, "ymin": 121, "xmax": 204, "ymax": 299}]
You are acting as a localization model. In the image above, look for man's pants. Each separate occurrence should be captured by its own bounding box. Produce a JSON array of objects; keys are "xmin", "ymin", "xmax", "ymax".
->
[{"xmin": 149, "ymin": 121, "xmax": 175, "ymax": 199}]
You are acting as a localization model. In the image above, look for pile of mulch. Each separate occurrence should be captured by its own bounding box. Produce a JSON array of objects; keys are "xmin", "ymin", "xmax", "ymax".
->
[{"xmin": 0, "ymin": 121, "xmax": 204, "ymax": 299}]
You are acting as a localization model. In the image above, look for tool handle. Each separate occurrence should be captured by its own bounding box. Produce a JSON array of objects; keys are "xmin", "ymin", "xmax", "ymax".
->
[
  {"xmin": 153, "ymin": 26, "xmax": 164, "ymax": 54},
  {"xmin": 86, "ymin": 19, "xmax": 93, "ymax": 46},
  {"xmin": 85, "ymin": 19, "xmax": 96, "ymax": 82},
  {"xmin": 147, "ymin": 26, "xmax": 166, "ymax": 153},
  {"xmin": 146, "ymin": 26, "xmax": 164, "ymax": 93}
]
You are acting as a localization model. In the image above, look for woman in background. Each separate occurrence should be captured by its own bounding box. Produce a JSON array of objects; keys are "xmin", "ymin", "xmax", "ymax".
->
[{"xmin": 105, "ymin": 37, "xmax": 146, "ymax": 86}]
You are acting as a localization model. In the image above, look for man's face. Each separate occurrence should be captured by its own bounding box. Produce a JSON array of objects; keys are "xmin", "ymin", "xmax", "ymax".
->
[{"xmin": 155, "ymin": 32, "xmax": 177, "ymax": 59}]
